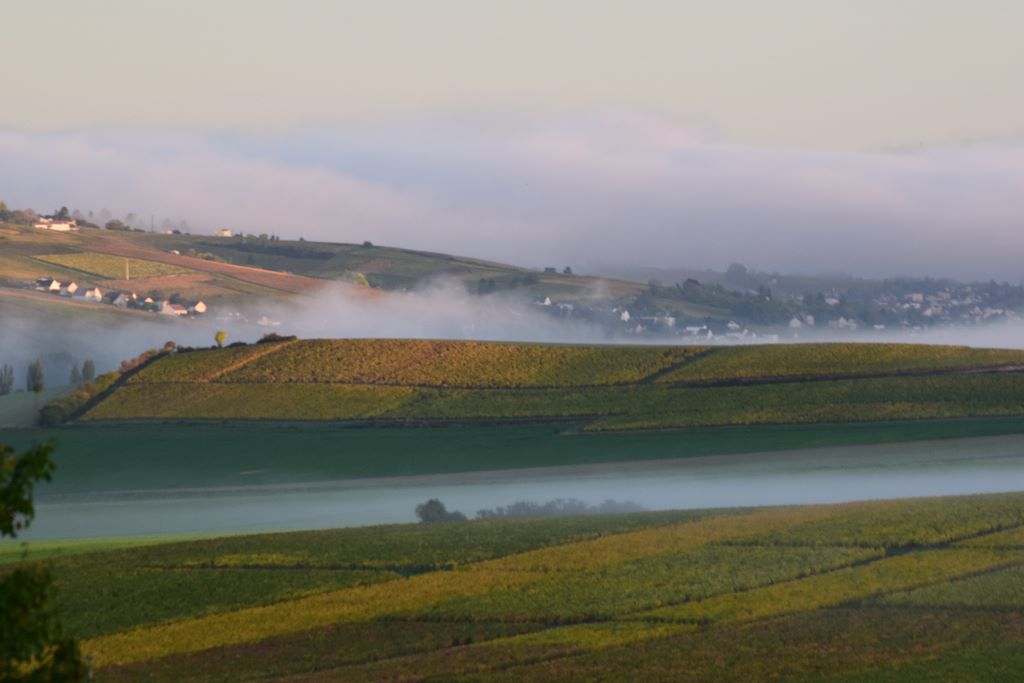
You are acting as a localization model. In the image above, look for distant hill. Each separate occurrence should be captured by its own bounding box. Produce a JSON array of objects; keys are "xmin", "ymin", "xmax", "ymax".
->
[
  {"xmin": 0, "ymin": 221, "xmax": 676, "ymax": 318},
  {"xmin": 73, "ymin": 340, "xmax": 1024, "ymax": 430}
]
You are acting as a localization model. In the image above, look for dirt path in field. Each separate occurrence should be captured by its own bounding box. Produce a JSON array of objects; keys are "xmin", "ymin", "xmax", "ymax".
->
[
  {"xmin": 87, "ymin": 236, "xmax": 335, "ymax": 295},
  {"xmin": 203, "ymin": 340, "xmax": 301, "ymax": 382}
]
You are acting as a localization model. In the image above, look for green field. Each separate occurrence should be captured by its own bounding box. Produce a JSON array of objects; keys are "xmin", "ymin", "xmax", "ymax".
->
[
  {"xmin": 5, "ymin": 418, "xmax": 1024, "ymax": 495},
  {"xmin": 6, "ymin": 492, "xmax": 1024, "ymax": 681},
  {"xmin": 34, "ymin": 251, "xmax": 194, "ymax": 279},
  {"xmin": 73, "ymin": 339, "xmax": 1024, "ymax": 430}
]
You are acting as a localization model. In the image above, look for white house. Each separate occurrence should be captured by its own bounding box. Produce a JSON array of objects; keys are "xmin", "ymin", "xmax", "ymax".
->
[
  {"xmin": 159, "ymin": 301, "xmax": 188, "ymax": 316},
  {"xmin": 33, "ymin": 217, "xmax": 79, "ymax": 232},
  {"xmin": 189, "ymin": 301, "xmax": 208, "ymax": 314},
  {"xmin": 35, "ymin": 277, "xmax": 61, "ymax": 292},
  {"xmin": 81, "ymin": 287, "xmax": 102, "ymax": 302},
  {"xmin": 213, "ymin": 228, "xmax": 234, "ymax": 237},
  {"xmin": 60, "ymin": 282, "xmax": 79, "ymax": 296},
  {"xmin": 620, "ymin": 309, "xmax": 631, "ymax": 322}
]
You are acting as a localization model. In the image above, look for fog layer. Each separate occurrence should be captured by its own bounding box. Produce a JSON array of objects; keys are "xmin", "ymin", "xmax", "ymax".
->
[{"xmin": 2, "ymin": 114, "xmax": 1023, "ymax": 281}]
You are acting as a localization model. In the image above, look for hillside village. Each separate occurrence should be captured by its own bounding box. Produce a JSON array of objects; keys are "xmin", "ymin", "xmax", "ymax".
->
[
  {"xmin": 528, "ymin": 279, "xmax": 1023, "ymax": 341},
  {"xmin": 32, "ymin": 276, "xmax": 208, "ymax": 318}
]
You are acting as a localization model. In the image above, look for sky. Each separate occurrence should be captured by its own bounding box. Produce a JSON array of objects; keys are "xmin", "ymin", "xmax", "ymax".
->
[{"xmin": 2, "ymin": 1, "xmax": 1023, "ymax": 279}]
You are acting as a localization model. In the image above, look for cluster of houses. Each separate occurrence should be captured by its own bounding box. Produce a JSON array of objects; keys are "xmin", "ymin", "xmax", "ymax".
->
[
  {"xmin": 33, "ymin": 216, "xmax": 79, "ymax": 232},
  {"xmin": 533, "ymin": 295, "xmax": 779, "ymax": 341},
  {"xmin": 872, "ymin": 289, "xmax": 1013, "ymax": 325},
  {"xmin": 33, "ymin": 277, "xmax": 208, "ymax": 317}
]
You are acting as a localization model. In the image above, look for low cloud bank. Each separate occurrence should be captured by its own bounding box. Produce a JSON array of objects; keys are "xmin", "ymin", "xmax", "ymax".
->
[{"xmin": 2, "ymin": 113, "xmax": 1023, "ymax": 281}]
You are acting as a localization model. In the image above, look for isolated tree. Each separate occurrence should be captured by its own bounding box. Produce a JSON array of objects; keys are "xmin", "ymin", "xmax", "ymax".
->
[
  {"xmin": 54, "ymin": 206, "xmax": 70, "ymax": 220},
  {"xmin": 563, "ymin": 266, "xmax": 573, "ymax": 275},
  {"xmin": 0, "ymin": 364, "xmax": 13, "ymax": 395},
  {"xmin": 0, "ymin": 442, "xmax": 87, "ymax": 681},
  {"xmin": 215, "ymin": 330, "xmax": 228, "ymax": 348},
  {"xmin": 81, "ymin": 360, "xmax": 96, "ymax": 382},
  {"xmin": 69, "ymin": 365, "xmax": 82, "ymax": 385},
  {"xmin": 105, "ymin": 219, "xmax": 129, "ymax": 231},
  {"xmin": 26, "ymin": 360, "xmax": 44, "ymax": 393}
]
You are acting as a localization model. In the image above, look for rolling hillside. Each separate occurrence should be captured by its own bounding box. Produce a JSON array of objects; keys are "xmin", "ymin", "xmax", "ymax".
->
[
  {"xmin": 0, "ymin": 222, "xmax": 727, "ymax": 320},
  {"xmin": 12, "ymin": 492, "xmax": 1024, "ymax": 681},
  {"xmin": 72, "ymin": 340, "xmax": 1024, "ymax": 430}
]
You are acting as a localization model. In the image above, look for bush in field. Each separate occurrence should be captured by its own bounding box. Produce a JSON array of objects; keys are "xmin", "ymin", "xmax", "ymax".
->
[
  {"xmin": 257, "ymin": 333, "xmax": 297, "ymax": 344},
  {"xmin": 415, "ymin": 499, "xmax": 466, "ymax": 523},
  {"xmin": 215, "ymin": 330, "xmax": 228, "ymax": 348},
  {"xmin": 39, "ymin": 371, "xmax": 120, "ymax": 427},
  {"xmin": 41, "ymin": 350, "xmax": 165, "ymax": 426}
]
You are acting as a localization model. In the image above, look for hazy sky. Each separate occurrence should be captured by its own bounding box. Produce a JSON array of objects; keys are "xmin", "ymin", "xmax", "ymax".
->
[
  {"xmin": 3, "ymin": 2, "xmax": 1023, "ymax": 280},
  {"xmin": 4, "ymin": 1, "xmax": 1022, "ymax": 149}
]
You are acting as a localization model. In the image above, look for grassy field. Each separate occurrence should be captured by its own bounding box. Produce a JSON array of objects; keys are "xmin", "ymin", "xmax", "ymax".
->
[
  {"xmin": 74, "ymin": 339, "xmax": 1024, "ymax": 430},
  {"xmin": 6, "ymin": 492, "xmax": 1023, "ymax": 681},
  {"xmin": 34, "ymin": 251, "xmax": 194, "ymax": 279},
  {"xmin": 5, "ymin": 418, "xmax": 1024, "ymax": 495}
]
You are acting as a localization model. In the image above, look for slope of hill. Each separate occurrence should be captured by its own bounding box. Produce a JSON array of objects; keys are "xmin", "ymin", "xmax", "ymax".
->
[
  {"xmin": 0, "ymin": 223, "xmax": 369, "ymax": 315},
  {"xmin": 22, "ymin": 492, "xmax": 1024, "ymax": 681},
  {"xmin": 0, "ymin": 222, "xmax": 728, "ymax": 321},
  {"xmin": 74, "ymin": 340, "xmax": 1024, "ymax": 430}
]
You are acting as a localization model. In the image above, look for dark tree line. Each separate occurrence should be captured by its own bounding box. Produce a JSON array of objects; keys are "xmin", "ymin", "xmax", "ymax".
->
[{"xmin": 0, "ymin": 359, "xmax": 97, "ymax": 395}]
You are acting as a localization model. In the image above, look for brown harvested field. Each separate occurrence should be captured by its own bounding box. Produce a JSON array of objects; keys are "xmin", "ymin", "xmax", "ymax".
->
[
  {"xmin": 97, "ymin": 274, "xmax": 242, "ymax": 300},
  {"xmin": 87, "ymin": 236, "xmax": 335, "ymax": 295}
]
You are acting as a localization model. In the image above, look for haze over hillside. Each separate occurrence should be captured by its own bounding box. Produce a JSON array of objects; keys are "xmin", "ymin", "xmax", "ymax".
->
[{"xmin": 4, "ymin": 124, "xmax": 1024, "ymax": 282}]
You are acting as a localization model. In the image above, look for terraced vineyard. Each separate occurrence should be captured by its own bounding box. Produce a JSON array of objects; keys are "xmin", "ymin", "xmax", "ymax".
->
[
  {"xmin": 14, "ymin": 492, "xmax": 1024, "ymax": 681},
  {"xmin": 75, "ymin": 339, "xmax": 1024, "ymax": 430}
]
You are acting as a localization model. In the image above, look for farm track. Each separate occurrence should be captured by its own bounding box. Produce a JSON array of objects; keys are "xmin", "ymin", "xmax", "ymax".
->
[
  {"xmin": 202, "ymin": 340, "xmax": 300, "ymax": 382},
  {"xmin": 637, "ymin": 347, "xmax": 723, "ymax": 384}
]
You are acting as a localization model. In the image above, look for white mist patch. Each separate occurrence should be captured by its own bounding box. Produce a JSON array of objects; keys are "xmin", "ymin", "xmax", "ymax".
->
[{"xmin": 260, "ymin": 279, "xmax": 610, "ymax": 343}]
